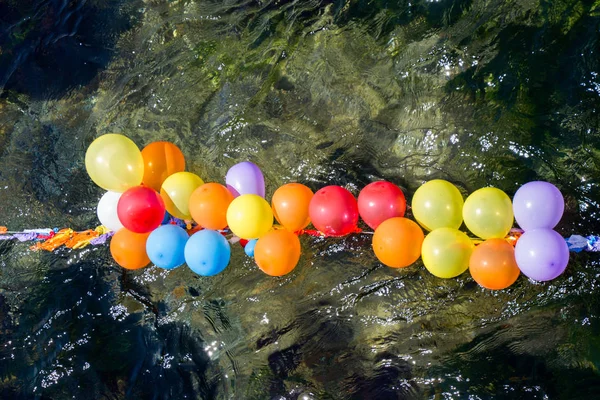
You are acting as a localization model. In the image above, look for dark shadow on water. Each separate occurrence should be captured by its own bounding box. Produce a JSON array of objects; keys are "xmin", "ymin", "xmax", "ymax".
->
[
  {"xmin": 442, "ymin": 2, "xmax": 600, "ymax": 232},
  {"xmin": 333, "ymin": 0, "xmax": 474, "ymax": 37},
  {"xmin": 250, "ymin": 297, "xmax": 421, "ymax": 399},
  {"xmin": 0, "ymin": 250, "xmax": 216, "ymax": 399},
  {"xmin": 428, "ymin": 329, "xmax": 600, "ymax": 399},
  {"xmin": 0, "ymin": 0, "xmax": 142, "ymax": 99}
]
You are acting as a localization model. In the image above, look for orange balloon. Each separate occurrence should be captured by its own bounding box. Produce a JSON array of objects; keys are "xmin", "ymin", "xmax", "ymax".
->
[
  {"xmin": 189, "ymin": 183, "xmax": 234, "ymax": 230},
  {"xmin": 254, "ymin": 229, "xmax": 301, "ymax": 276},
  {"xmin": 141, "ymin": 142, "xmax": 186, "ymax": 192},
  {"xmin": 272, "ymin": 183, "xmax": 314, "ymax": 232},
  {"xmin": 110, "ymin": 228, "xmax": 151, "ymax": 270},
  {"xmin": 372, "ymin": 217, "xmax": 424, "ymax": 268},
  {"xmin": 469, "ymin": 238, "xmax": 520, "ymax": 290}
]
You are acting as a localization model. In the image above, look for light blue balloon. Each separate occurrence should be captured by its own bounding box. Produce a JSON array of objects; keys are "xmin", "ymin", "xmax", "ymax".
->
[
  {"xmin": 185, "ymin": 230, "xmax": 231, "ymax": 276},
  {"xmin": 146, "ymin": 225, "xmax": 189, "ymax": 270},
  {"xmin": 244, "ymin": 239, "xmax": 258, "ymax": 257}
]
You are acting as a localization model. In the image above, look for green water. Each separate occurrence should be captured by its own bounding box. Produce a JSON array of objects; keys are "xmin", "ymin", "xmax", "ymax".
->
[{"xmin": 1, "ymin": 0, "xmax": 600, "ymax": 398}]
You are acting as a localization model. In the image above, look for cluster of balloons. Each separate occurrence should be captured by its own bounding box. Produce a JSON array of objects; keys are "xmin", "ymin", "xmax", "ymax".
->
[
  {"xmin": 87, "ymin": 135, "xmax": 305, "ymax": 276},
  {"xmin": 374, "ymin": 180, "xmax": 568, "ymax": 290},
  {"xmin": 87, "ymin": 134, "xmax": 569, "ymax": 289}
]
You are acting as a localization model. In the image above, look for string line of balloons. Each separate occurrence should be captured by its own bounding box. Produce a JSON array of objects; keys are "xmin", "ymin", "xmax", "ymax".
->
[{"xmin": 83, "ymin": 134, "xmax": 577, "ymax": 290}]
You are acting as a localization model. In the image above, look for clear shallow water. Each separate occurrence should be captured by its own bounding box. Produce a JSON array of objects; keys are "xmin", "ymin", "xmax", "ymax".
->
[{"xmin": 1, "ymin": 0, "xmax": 600, "ymax": 398}]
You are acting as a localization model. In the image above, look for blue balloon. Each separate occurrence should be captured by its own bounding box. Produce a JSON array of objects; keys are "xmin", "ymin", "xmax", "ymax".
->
[
  {"xmin": 185, "ymin": 230, "xmax": 231, "ymax": 276},
  {"xmin": 146, "ymin": 225, "xmax": 189, "ymax": 270},
  {"xmin": 244, "ymin": 239, "xmax": 258, "ymax": 257}
]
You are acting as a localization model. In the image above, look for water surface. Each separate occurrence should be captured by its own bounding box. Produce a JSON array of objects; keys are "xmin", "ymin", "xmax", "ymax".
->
[{"xmin": 1, "ymin": 0, "xmax": 600, "ymax": 398}]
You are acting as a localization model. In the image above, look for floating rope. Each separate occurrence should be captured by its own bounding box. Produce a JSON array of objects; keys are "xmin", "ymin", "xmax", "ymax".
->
[
  {"xmin": 0, "ymin": 226, "xmax": 114, "ymax": 251},
  {"xmin": 565, "ymin": 235, "xmax": 600, "ymax": 252},
  {"xmin": 1, "ymin": 224, "xmax": 599, "ymax": 253}
]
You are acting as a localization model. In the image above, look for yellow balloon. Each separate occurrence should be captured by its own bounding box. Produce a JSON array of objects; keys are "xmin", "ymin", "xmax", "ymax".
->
[
  {"xmin": 463, "ymin": 187, "xmax": 514, "ymax": 239},
  {"xmin": 411, "ymin": 180, "xmax": 464, "ymax": 231},
  {"xmin": 421, "ymin": 228, "xmax": 474, "ymax": 278},
  {"xmin": 160, "ymin": 172, "xmax": 204, "ymax": 220},
  {"xmin": 226, "ymin": 194, "xmax": 273, "ymax": 239},
  {"xmin": 85, "ymin": 134, "xmax": 144, "ymax": 192}
]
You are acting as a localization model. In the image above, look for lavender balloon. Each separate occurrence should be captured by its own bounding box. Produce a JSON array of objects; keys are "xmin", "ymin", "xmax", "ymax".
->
[
  {"xmin": 515, "ymin": 229, "xmax": 569, "ymax": 281},
  {"xmin": 513, "ymin": 181, "xmax": 564, "ymax": 230},
  {"xmin": 225, "ymin": 161, "xmax": 266, "ymax": 198}
]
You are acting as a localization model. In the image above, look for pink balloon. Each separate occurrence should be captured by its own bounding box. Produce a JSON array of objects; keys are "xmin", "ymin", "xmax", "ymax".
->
[
  {"xmin": 117, "ymin": 186, "xmax": 165, "ymax": 233},
  {"xmin": 358, "ymin": 181, "xmax": 406, "ymax": 229},
  {"xmin": 309, "ymin": 186, "xmax": 359, "ymax": 236}
]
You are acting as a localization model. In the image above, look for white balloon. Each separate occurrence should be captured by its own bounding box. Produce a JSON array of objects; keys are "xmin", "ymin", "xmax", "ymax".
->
[{"xmin": 97, "ymin": 191, "xmax": 124, "ymax": 232}]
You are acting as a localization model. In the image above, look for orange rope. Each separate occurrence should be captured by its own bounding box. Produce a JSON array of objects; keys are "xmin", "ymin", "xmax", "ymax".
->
[
  {"xmin": 3, "ymin": 223, "xmax": 523, "ymax": 252},
  {"xmin": 65, "ymin": 230, "xmax": 98, "ymax": 249},
  {"xmin": 30, "ymin": 229, "xmax": 74, "ymax": 251}
]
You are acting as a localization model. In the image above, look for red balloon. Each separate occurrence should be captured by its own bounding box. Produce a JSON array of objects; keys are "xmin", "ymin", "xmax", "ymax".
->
[
  {"xmin": 117, "ymin": 186, "xmax": 165, "ymax": 233},
  {"xmin": 309, "ymin": 186, "xmax": 359, "ymax": 236},
  {"xmin": 358, "ymin": 181, "xmax": 406, "ymax": 230}
]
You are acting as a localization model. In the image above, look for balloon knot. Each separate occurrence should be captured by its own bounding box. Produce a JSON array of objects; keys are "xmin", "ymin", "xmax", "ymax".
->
[
  {"xmin": 95, "ymin": 225, "xmax": 110, "ymax": 235},
  {"xmin": 506, "ymin": 230, "xmax": 523, "ymax": 247},
  {"xmin": 298, "ymin": 229, "xmax": 325, "ymax": 237},
  {"xmin": 187, "ymin": 225, "xmax": 203, "ymax": 235}
]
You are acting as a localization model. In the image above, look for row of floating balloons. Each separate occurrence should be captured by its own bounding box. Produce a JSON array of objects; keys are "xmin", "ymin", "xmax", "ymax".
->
[{"xmin": 86, "ymin": 134, "xmax": 569, "ymax": 290}]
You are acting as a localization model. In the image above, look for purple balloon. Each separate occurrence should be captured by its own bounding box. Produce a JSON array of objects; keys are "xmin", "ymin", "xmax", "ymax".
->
[
  {"xmin": 225, "ymin": 161, "xmax": 265, "ymax": 197},
  {"xmin": 226, "ymin": 184, "xmax": 240, "ymax": 198},
  {"xmin": 515, "ymin": 229, "xmax": 569, "ymax": 281},
  {"xmin": 513, "ymin": 181, "xmax": 564, "ymax": 230}
]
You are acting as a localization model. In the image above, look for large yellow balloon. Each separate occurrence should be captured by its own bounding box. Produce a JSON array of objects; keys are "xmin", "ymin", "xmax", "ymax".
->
[
  {"xmin": 160, "ymin": 172, "xmax": 204, "ymax": 220},
  {"xmin": 226, "ymin": 194, "xmax": 273, "ymax": 239},
  {"xmin": 85, "ymin": 134, "xmax": 144, "ymax": 192},
  {"xmin": 421, "ymin": 228, "xmax": 474, "ymax": 278},
  {"xmin": 412, "ymin": 180, "xmax": 464, "ymax": 231},
  {"xmin": 463, "ymin": 187, "xmax": 514, "ymax": 239}
]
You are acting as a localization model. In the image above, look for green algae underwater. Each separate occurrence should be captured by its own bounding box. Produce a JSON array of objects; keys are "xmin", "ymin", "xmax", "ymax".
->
[{"xmin": 1, "ymin": 0, "xmax": 600, "ymax": 398}]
